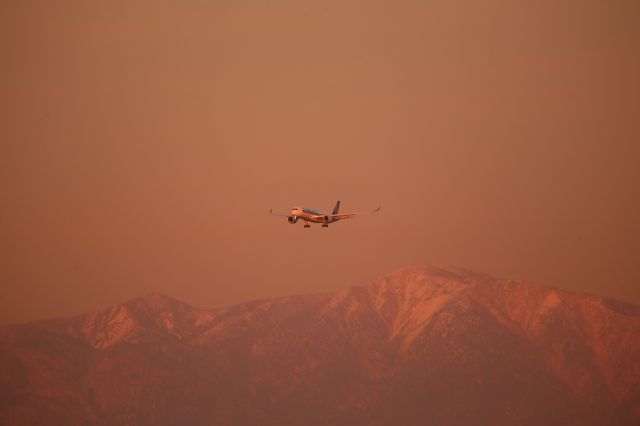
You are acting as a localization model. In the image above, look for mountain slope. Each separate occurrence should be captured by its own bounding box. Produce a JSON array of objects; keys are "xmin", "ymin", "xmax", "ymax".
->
[{"xmin": 1, "ymin": 266, "xmax": 639, "ymax": 425}]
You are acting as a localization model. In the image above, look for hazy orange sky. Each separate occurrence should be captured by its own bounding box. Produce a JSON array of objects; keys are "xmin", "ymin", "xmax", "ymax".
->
[{"xmin": 2, "ymin": 0, "xmax": 639, "ymax": 323}]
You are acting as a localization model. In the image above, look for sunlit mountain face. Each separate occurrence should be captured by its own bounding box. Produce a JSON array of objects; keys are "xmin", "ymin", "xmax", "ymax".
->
[{"xmin": 1, "ymin": 266, "xmax": 639, "ymax": 425}]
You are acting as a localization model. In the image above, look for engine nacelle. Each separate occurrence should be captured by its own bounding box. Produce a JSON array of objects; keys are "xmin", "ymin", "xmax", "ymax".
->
[
  {"xmin": 287, "ymin": 216, "xmax": 298, "ymax": 224},
  {"xmin": 323, "ymin": 215, "xmax": 330, "ymax": 223}
]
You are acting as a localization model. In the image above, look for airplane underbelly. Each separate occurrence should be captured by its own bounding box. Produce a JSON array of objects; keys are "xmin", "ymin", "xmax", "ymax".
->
[{"xmin": 299, "ymin": 213, "xmax": 325, "ymax": 223}]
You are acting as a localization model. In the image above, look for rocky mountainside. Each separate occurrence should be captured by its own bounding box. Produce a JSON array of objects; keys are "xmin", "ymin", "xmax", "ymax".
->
[{"xmin": 1, "ymin": 266, "xmax": 639, "ymax": 425}]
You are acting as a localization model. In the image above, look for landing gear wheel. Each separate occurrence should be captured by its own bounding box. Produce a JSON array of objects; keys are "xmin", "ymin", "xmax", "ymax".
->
[
  {"xmin": 322, "ymin": 224, "xmax": 328, "ymax": 227},
  {"xmin": 304, "ymin": 224, "xmax": 311, "ymax": 228}
]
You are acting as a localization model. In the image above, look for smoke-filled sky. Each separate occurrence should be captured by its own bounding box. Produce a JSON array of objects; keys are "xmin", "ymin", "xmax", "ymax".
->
[{"xmin": 2, "ymin": 0, "xmax": 639, "ymax": 323}]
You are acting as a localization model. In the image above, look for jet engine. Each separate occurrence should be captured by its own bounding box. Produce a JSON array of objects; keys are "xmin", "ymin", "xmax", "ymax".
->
[
  {"xmin": 287, "ymin": 216, "xmax": 298, "ymax": 224},
  {"xmin": 323, "ymin": 216, "xmax": 330, "ymax": 223}
]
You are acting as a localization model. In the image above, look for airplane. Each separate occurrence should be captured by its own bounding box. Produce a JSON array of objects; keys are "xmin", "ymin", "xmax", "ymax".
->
[{"xmin": 269, "ymin": 201, "xmax": 381, "ymax": 228}]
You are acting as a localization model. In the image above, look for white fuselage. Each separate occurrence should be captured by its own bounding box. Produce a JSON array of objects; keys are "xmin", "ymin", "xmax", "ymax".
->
[{"xmin": 290, "ymin": 207, "xmax": 337, "ymax": 224}]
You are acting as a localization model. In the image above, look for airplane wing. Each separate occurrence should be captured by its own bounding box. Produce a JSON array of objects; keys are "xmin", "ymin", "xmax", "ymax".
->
[
  {"xmin": 332, "ymin": 206, "xmax": 381, "ymax": 220},
  {"xmin": 331, "ymin": 214, "xmax": 356, "ymax": 220},
  {"xmin": 269, "ymin": 209, "xmax": 290, "ymax": 217}
]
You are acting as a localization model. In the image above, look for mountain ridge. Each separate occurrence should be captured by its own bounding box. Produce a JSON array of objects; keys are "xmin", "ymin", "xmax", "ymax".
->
[{"xmin": 1, "ymin": 265, "xmax": 639, "ymax": 425}]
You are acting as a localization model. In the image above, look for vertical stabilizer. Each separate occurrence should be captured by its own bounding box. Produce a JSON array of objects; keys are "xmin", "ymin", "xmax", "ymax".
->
[{"xmin": 332, "ymin": 201, "xmax": 340, "ymax": 214}]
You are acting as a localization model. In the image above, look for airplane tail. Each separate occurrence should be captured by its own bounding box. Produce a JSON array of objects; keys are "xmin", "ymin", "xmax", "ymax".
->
[{"xmin": 332, "ymin": 200, "xmax": 340, "ymax": 214}]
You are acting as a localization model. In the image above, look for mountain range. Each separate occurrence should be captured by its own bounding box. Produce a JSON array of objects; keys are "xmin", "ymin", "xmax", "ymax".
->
[{"xmin": 1, "ymin": 266, "xmax": 639, "ymax": 425}]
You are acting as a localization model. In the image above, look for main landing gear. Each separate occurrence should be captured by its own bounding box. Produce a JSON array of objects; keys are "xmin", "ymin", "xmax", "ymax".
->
[
  {"xmin": 304, "ymin": 223, "xmax": 311, "ymax": 228},
  {"xmin": 321, "ymin": 224, "xmax": 329, "ymax": 227}
]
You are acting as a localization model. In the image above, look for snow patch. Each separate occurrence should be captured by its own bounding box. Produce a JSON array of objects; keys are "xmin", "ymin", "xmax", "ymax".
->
[{"xmin": 539, "ymin": 291, "xmax": 561, "ymax": 314}]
